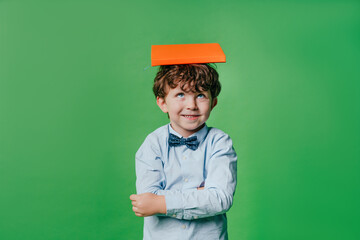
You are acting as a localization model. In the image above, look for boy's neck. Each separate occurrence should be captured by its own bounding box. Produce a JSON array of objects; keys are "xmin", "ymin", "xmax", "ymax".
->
[{"xmin": 169, "ymin": 123, "xmax": 206, "ymax": 138}]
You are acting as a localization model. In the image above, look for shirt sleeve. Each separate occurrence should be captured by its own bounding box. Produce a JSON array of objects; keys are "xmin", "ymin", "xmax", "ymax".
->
[
  {"xmin": 157, "ymin": 133, "xmax": 237, "ymax": 220},
  {"xmin": 135, "ymin": 134, "xmax": 166, "ymax": 195}
]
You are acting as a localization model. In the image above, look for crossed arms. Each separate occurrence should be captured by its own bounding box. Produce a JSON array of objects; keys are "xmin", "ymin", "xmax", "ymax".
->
[{"xmin": 130, "ymin": 133, "xmax": 237, "ymax": 220}]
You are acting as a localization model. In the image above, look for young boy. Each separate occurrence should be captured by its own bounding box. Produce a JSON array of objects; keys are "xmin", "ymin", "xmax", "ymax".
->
[{"xmin": 130, "ymin": 44, "xmax": 237, "ymax": 240}]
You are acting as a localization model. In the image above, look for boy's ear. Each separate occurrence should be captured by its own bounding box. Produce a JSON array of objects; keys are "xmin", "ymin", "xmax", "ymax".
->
[
  {"xmin": 156, "ymin": 97, "xmax": 168, "ymax": 113},
  {"xmin": 211, "ymin": 98, "xmax": 218, "ymax": 110}
]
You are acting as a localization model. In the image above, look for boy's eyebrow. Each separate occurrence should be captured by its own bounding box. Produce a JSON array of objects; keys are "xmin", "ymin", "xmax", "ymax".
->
[
  {"xmin": 172, "ymin": 89, "xmax": 185, "ymax": 93},
  {"xmin": 174, "ymin": 90, "xmax": 209, "ymax": 96}
]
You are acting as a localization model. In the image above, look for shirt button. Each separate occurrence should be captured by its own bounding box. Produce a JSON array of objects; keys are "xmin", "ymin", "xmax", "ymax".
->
[
  {"xmin": 194, "ymin": 216, "xmax": 198, "ymax": 219},
  {"xmin": 172, "ymin": 214, "xmax": 176, "ymax": 217},
  {"xmin": 184, "ymin": 178, "xmax": 188, "ymax": 182},
  {"xmin": 182, "ymin": 156, "xmax": 187, "ymax": 160},
  {"xmin": 181, "ymin": 224, "xmax": 186, "ymax": 229}
]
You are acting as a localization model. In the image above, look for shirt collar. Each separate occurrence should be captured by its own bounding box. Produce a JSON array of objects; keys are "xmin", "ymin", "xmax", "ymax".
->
[{"xmin": 168, "ymin": 123, "xmax": 208, "ymax": 143}]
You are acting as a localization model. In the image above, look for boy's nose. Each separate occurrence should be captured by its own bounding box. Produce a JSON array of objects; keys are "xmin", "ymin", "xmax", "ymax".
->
[{"xmin": 186, "ymin": 98, "xmax": 198, "ymax": 110}]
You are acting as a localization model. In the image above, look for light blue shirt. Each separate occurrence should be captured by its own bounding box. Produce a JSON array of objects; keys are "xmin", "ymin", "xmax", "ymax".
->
[{"xmin": 135, "ymin": 124, "xmax": 237, "ymax": 240}]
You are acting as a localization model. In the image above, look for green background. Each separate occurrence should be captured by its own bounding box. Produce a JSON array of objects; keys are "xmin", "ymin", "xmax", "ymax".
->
[{"xmin": 1, "ymin": 0, "xmax": 359, "ymax": 239}]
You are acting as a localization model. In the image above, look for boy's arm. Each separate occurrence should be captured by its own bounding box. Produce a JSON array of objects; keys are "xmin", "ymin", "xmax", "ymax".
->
[
  {"xmin": 134, "ymin": 134, "xmax": 166, "ymax": 195},
  {"xmin": 130, "ymin": 134, "xmax": 168, "ymax": 217},
  {"xmin": 132, "ymin": 133, "xmax": 237, "ymax": 220}
]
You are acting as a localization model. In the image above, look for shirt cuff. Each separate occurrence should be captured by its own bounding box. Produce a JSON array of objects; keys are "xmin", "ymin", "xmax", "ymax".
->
[{"xmin": 164, "ymin": 192, "xmax": 184, "ymax": 219}]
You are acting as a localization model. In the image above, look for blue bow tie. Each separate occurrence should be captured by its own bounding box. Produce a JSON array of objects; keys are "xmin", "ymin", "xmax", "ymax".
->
[{"xmin": 168, "ymin": 133, "xmax": 199, "ymax": 151}]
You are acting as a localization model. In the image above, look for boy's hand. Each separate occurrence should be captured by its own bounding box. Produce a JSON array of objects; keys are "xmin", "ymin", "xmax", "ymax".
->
[{"xmin": 130, "ymin": 193, "xmax": 166, "ymax": 217}]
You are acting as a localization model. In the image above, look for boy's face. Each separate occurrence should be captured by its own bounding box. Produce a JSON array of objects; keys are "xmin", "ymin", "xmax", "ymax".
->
[{"xmin": 157, "ymin": 84, "xmax": 217, "ymax": 137}]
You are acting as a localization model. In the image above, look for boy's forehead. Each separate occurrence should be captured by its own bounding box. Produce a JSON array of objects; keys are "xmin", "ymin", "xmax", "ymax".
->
[{"xmin": 166, "ymin": 83, "xmax": 208, "ymax": 93}]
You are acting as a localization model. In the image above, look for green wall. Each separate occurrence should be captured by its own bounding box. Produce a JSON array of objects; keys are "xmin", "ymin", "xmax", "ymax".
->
[{"xmin": 1, "ymin": 0, "xmax": 359, "ymax": 239}]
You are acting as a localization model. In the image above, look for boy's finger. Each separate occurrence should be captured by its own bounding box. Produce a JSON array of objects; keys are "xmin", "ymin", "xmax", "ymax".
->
[
  {"xmin": 135, "ymin": 212, "xmax": 143, "ymax": 217},
  {"xmin": 130, "ymin": 194, "xmax": 137, "ymax": 201}
]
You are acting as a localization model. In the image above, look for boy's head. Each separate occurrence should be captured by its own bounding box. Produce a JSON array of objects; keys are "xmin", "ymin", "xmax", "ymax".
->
[{"xmin": 153, "ymin": 64, "xmax": 221, "ymax": 137}]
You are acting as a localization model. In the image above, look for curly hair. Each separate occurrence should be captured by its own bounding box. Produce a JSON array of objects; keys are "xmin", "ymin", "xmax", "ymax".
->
[{"xmin": 153, "ymin": 64, "xmax": 221, "ymax": 99}]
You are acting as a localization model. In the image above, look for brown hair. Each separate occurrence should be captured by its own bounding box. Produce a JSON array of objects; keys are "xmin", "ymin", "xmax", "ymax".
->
[{"xmin": 153, "ymin": 64, "xmax": 221, "ymax": 99}]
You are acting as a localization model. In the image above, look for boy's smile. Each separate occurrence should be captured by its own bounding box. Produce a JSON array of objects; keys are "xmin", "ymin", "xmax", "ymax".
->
[{"xmin": 157, "ymin": 84, "xmax": 217, "ymax": 137}]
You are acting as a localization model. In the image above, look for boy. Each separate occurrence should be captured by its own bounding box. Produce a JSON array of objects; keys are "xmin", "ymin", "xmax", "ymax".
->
[{"xmin": 130, "ymin": 44, "xmax": 237, "ymax": 240}]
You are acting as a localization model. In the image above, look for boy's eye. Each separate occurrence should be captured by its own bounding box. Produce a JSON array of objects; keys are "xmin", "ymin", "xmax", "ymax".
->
[
  {"xmin": 197, "ymin": 94, "xmax": 205, "ymax": 98},
  {"xmin": 176, "ymin": 93, "xmax": 185, "ymax": 98}
]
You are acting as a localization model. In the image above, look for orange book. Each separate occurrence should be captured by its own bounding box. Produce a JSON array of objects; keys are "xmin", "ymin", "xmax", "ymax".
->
[{"xmin": 151, "ymin": 43, "xmax": 226, "ymax": 66}]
